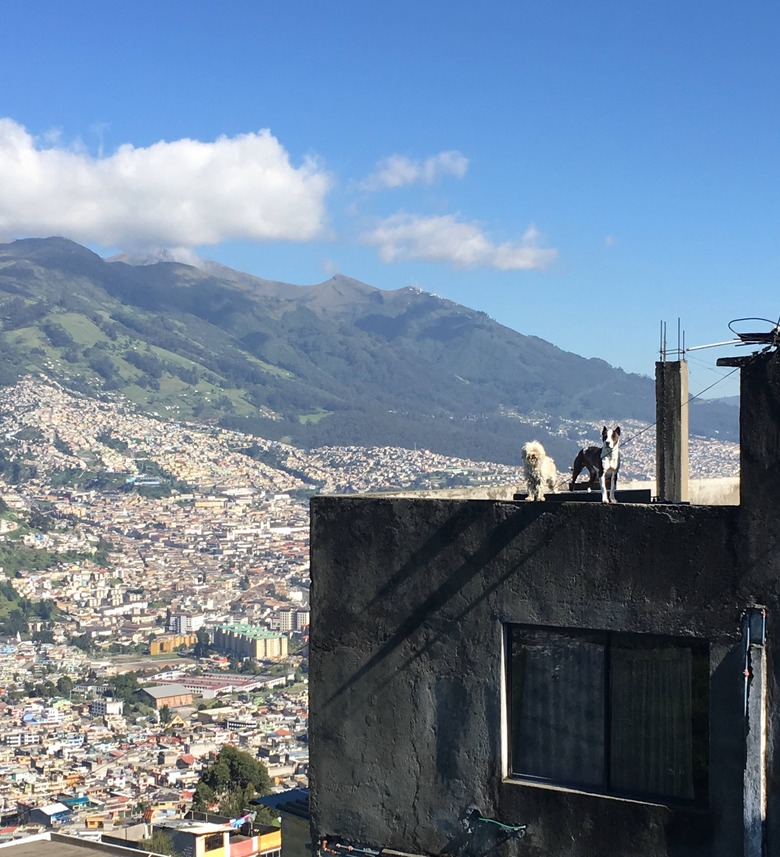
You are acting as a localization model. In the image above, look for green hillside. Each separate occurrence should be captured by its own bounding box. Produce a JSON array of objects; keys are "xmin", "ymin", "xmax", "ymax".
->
[{"xmin": 0, "ymin": 237, "xmax": 737, "ymax": 464}]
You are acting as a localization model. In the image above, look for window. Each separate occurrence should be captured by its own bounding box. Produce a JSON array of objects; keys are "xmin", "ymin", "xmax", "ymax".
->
[
  {"xmin": 204, "ymin": 832, "xmax": 224, "ymax": 851},
  {"xmin": 507, "ymin": 625, "xmax": 709, "ymax": 804}
]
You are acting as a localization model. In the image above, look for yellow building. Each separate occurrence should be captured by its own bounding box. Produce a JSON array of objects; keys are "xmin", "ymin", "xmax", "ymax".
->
[
  {"xmin": 155, "ymin": 819, "xmax": 281, "ymax": 857},
  {"xmin": 149, "ymin": 633, "xmax": 198, "ymax": 655}
]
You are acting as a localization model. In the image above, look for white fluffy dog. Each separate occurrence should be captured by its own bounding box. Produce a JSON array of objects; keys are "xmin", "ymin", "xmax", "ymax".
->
[{"xmin": 522, "ymin": 440, "xmax": 559, "ymax": 501}]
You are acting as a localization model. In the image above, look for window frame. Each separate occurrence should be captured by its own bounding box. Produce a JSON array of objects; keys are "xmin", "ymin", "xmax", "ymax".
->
[{"xmin": 503, "ymin": 623, "xmax": 710, "ymax": 807}]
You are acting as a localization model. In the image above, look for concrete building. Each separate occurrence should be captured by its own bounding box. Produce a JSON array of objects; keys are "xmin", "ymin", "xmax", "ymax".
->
[
  {"xmin": 0, "ymin": 831, "xmax": 158, "ymax": 855},
  {"xmin": 154, "ymin": 816, "xmax": 281, "ymax": 857},
  {"xmin": 89, "ymin": 699, "xmax": 123, "ymax": 717},
  {"xmin": 171, "ymin": 613, "xmax": 205, "ymax": 635},
  {"xmin": 272, "ymin": 611, "xmax": 294, "ymax": 633},
  {"xmin": 27, "ymin": 802, "xmax": 72, "ymax": 828},
  {"xmin": 149, "ymin": 633, "xmax": 197, "ymax": 655},
  {"xmin": 270, "ymin": 610, "xmax": 309, "ymax": 633},
  {"xmin": 139, "ymin": 685, "xmax": 193, "ymax": 710},
  {"xmin": 4, "ymin": 732, "xmax": 40, "ymax": 747},
  {"xmin": 308, "ymin": 348, "xmax": 780, "ymax": 856},
  {"xmin": 212, "ymin": 623, "xmax": 288, "ymax": 660}
]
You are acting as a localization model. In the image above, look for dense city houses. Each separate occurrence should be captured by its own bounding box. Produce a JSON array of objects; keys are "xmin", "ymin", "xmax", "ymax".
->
[{"xmin": 0, "ymin": 376, "xmax": 738, "ymax": 850}]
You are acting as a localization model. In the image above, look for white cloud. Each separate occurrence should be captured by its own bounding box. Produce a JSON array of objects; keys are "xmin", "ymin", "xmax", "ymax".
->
[
  {"xmin": 362, "ymin": 214, "xmax": 557, "ymax": 271},
  {"xmin": 363, "ymin": 150, "xmax": 468, "ymax": 190},
  {"xmin": 0, "ymin": 118, "xmax": 332, "ymax": 249}
]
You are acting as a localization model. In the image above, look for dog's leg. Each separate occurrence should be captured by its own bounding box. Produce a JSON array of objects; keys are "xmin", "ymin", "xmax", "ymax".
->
[
  {"xmin": 610, "ymin": 470, "xmax": 618, "ymax": 503},
  {"xmin": 526, "ymin": 479, "xmax": 543, "ymax": 502},
  {"xmin": 600, "ymin": 472, "xmax": 608, "ymax": 503},
  {"xmin": 570, "ymin": 451, "xmax": 583, "ymax": 492}
]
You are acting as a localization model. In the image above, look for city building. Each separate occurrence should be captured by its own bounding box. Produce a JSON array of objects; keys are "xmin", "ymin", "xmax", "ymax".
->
[
  {"xmin": 149, "ymin": 633, "xmax": 197, "ymax": 655},
  {"xmin": 171, "ymin": 613, "xmax": 205, "ymax": 635},
  {"xmin": 270, "ymin": 610, "xmax": 309, "ymax": 634},
  {"xmin": 89, "ymin": 699, "xmax": 123, "ymax": 717},
  {"xmin": 154, "ymin": 816, "xmax": 281, "ymax": 857},
  {"xmin": 27, "ymin": 802, "xmax": 72, "ymax": 828},
  {"xmin": 212, "ymin": 624, "xmax": 288, "ymax": 660},
  {"xmin": 0, "ymin": 831, "xmax": 158, "ymax": 855},
  {"xmin": 139, "ymin": 685, "xmax": 193, "ymax": 710}
]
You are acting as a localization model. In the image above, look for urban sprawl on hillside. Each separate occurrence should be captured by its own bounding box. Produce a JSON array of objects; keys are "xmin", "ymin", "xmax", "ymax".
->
[{"xmin": 0, "ymin": 376, "xmax": 738, "ymax": 841}]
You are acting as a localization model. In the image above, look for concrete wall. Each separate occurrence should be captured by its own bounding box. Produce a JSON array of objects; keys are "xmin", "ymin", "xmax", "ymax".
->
[
  {"xmin": 310, "ymin": 498, "xmax": 749, "ymax": 857},
  {"xmin": 371, "ymin": 478, "xmax": 740, "ymax": 505}
]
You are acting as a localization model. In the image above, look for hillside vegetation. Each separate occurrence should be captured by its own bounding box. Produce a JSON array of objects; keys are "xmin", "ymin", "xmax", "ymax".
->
[{"xmin": 0, "ymin": 237, "xmax": 737, "ymax": 464}]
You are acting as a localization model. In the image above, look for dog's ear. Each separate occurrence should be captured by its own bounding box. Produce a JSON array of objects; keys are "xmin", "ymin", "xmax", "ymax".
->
[
  {"xmin": 615, "ymin": 426, "xmax": 621, "ymax": 437},
  {"xmin": 601, "ymin": 426, "xmax": 608, "ymax": 438}
]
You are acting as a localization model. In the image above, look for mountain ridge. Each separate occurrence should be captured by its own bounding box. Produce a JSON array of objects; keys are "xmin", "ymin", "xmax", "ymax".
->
[{"xmin": 0, "ymin": 236, "xmax": 738, "ymax": 464}]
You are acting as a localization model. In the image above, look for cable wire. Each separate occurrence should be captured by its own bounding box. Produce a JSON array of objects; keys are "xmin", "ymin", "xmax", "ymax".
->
[
  {"xmin": 475, "ymin": 815, "xmax": 527, "ymax": 832},
  {"xmin": 621, "ymin": 366, "xmax": 740, "ymax": 448}
]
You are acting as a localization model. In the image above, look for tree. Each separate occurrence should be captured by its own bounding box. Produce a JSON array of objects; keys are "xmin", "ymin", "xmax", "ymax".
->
[
  {"xmin": 56, "ymin": 676, "xmax": 74, "ymax": 697},
  {"xmin": 71, "ymin": 633, "xmax": 94, "ymax": 652},
  {"xmin": 192, "ymin": 782, "xmax": 215, "ymax": 811},
  {"xmin": 137, "ymin": 830, "xmax": 178, "ymax": 856},
  {"xmin": 218, "ymin": 783, "xmax": 255, "ymax": 819},
  {"xmin": 159, "ymin": 705, "xmax": 172, "ymax": 724},
  {"xmin": 193, "ymin": 745, "xmax": 271, "ymax": 815},
  {"xmin": 202, "ymin": 759, "xmax": 231, "ymax": 793},
  {"xmin": 28, "ymin": 510, "xmax": 52, "ymax": 532},
  {"xmin": 107, "ymin": 671, "xmax": 141, "ymax": 702},
  {"xmin": 2, "ymin": 609, "xmax": 27, "ymax": 636},
  {"xmin": 193, "ymin": 629, "xmax": 211, "ymax": 660},
  {"xmin": 253, "ymin": 804, "xmax": 282, "ymax": 828},
  {"xmin": 36, "ymin": 600, "xmax": 56, "ymax": 621}
]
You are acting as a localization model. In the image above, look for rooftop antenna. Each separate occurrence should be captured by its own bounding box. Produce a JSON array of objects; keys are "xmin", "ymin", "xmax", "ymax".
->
[
  {"xmin": 659, "ymin": 318, "xmax": 685, "ymax": 362},
  {"xmin": 659, "ymin": 315, "xmax": 780, "ymax": 360},
  {"xmin": 686, "ymin": 317, "xmax": 780, "ymax": 355},
  {"xmin": 714, "ymin": 316, "xmax": 780, "ymax": 368}
]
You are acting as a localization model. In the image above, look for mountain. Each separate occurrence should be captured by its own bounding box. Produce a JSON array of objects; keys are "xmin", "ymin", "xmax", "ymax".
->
[
  {"xmin": 0, "ymin": 236, "xmax": 737, "ymax": 465},
  {"xmin": 713, "ymin": 395, "xmax": 740, "ymax": 408}
]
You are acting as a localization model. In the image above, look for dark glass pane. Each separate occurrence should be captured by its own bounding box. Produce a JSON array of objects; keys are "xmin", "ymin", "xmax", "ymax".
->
[
  {"xmin": 510, "ymin": 628, "xmax": 606, "ymax": 788},
  {"xmin": 610, "ymin": 635, "xmax": 708, "ymax": 801}
]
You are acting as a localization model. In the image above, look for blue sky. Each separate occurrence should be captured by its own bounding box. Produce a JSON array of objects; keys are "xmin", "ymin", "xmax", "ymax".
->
[{"xmin": 2, "ymin": 2, "xmax": 779, "ymax": 398}]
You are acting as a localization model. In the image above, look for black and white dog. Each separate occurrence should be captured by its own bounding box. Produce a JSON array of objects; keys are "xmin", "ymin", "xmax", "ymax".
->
[
  {"xmin": 569, "ymin": 446, "xmax": 602, "ymax": 491},
  {"xmin": 599, "ymin": 426, "xmax": 621, "ymax": 504}
]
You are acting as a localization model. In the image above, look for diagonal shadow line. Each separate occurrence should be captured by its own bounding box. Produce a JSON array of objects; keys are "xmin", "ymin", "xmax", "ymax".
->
[
  {"xmin": 391, "ymin": 517, "xmax": 566, "ymax": 678},
  {"xmin": 322, "ymin": 505, "xmax": 551, "ymax": 709},
  {"xmin": 366, "ymin": 502, "xmax": 494, "ymax": 609}
]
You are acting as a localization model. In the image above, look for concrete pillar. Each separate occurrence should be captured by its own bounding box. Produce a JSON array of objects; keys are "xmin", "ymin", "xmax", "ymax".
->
[
  {"xmin": 655, "ymin": 360, "xmax": 689, "ymax": 502},
  {"xmin": 738, "ymin": 349, "xmax": 780, "ymax": 511}
]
